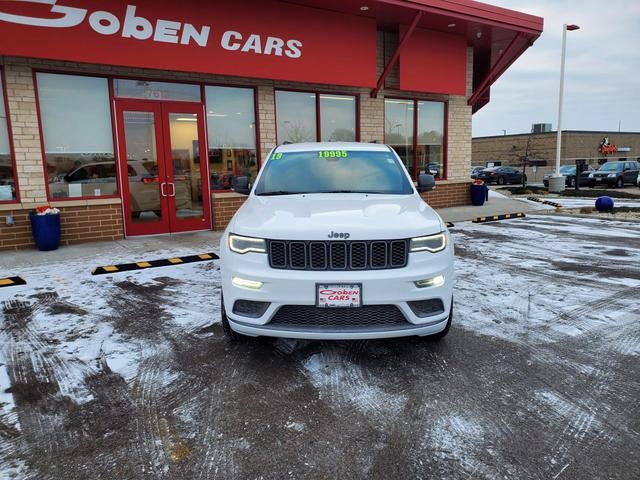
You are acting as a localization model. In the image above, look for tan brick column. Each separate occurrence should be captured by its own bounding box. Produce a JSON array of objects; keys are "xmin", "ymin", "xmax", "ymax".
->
[
  {"xmin": 257, "ymin": 84, "xmax": 276, "ymax": 156},
  {"xmin": 4, "ymin": 63, "xmax": 47, "ymax": 205},
  {"xmin": 445, "ymin": 47, "xmax": 473, "ymax": 182}
]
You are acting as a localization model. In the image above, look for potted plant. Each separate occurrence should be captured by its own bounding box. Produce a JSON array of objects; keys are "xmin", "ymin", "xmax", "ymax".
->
[{"xmin": 30, "ymin": 205, "xmax": 61, "ymax": 251}]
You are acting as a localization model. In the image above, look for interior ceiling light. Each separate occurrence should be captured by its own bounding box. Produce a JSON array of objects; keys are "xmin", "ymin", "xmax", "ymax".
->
[
  {"xmin": 476, "ymin": 31, "xmax": 482, "ymax": 38},
  {"xmin": 447, "ymin": 23, "xmax": 456, "ymax": 28},
  {"xmin": 360, "ymin": 6, "xmax": 369, "ymax": 11}
]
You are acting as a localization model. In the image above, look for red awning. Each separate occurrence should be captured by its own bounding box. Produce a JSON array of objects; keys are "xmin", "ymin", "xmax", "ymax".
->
[{"xmin": 289, "ymin": 0, "xmax": 543, "ymax": 111}]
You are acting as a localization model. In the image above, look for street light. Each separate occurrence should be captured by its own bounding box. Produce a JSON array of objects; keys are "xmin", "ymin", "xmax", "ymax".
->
[{"xmin": 549, "ymin": 23, "xmax": 580, "ymax": 193}]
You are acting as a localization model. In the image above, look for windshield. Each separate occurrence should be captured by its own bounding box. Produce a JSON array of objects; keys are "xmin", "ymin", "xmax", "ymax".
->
[
  {"xmin": 254, "ymin": 149, "xmax": 414, "ymax": 195},
  {"xmin": 599, "ymin": 163, "xmax": 623, "ymax": 172},
  {"xmin": 560, "ymin": 166, "xmax": 575, "ymax": 174}
]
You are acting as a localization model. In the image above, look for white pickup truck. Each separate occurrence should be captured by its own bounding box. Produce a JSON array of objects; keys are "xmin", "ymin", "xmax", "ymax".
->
[{"xmin": 219, "ymin": 142, "xmax": 454, "ymax": 341}]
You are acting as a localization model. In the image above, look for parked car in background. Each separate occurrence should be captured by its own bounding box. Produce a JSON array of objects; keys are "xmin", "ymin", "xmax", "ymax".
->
[
  {"xmin": 588, "ymin": 161, "xmax": 640, "ymax": 188},
  {"xmin": 470, "ymin": 166, "xmax": 484, "ymax": 179},
  {"xmin": 543, "ymin": 165, "xmax": 594, "ymax": 188},
  {"xmin": 476, "ymin": 166, "xmax": 526, "ymax": 185},
  {"xmin": 49, "ymin": 161, "xmax": 191, "ymax": 216},
  {"xmin": 636, "ymin": 171, "xmax": 640, "ymax": 189}
]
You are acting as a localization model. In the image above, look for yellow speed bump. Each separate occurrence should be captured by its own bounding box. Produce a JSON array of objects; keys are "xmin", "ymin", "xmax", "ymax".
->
[
  {"xmin": 472, "ymin": 213, "xmax": 526, "ymax": 223},
  {"xmin": 0, "ymin": 276, "xmax": 27, "ymax": 288},
  {"xmin": 92, "ymin": 252, "xmax": 219, "ymax": 276}
]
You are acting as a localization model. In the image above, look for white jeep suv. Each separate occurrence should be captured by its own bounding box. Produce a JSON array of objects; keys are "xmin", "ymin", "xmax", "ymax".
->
[{"xmin": 219, "ymin": 142, "xmax": 454, "ymax": 341}]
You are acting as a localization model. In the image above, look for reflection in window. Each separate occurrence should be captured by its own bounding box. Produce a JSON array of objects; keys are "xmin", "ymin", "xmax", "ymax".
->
[
  {"xmin": 168, "ymin": 113, "xmax": 204, "ymax": 220},
  {"xmin": 384, "ymin": 99, "xmax": 415, "ymax": 176},
  {"xmin": 320, "ymin": 95, "xmax": 356, "ymax": 142},
  {"xmin": 37, "ymin": 73, "xmax": 116, "ymax": 198},
  {"xmin": 417, "ymin": 101, "xmax": 445, "ymax": 179},
  {"xmin": 384, "ymin": 98, "xmax": 446, "ymax": 180},
  {"xmin": 276, "ymin": 91, "xmax": 316, "ymax": 143},
  {"xmin": 0, "ymin": 73, "xmax": 16, "ymax": 201},
  {"xmin": 205, "ymin": 86, "xmax": 257, "ymax": 191},
  {"xmin": 276, "ymin": 91, "xmax": 358, "ymax": 144}
]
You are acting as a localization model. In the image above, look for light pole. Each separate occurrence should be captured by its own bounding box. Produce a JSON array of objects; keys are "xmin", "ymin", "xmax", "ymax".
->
[{"xmin": 549, "ymin": 23, "xmax": 580, "ymax": 193}]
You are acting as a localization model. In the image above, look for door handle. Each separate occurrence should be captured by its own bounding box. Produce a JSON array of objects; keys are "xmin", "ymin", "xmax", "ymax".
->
[
  {"xmin": 160, "ymin": 182, "xmax": 167, "ymax": 197},
  {"xmin": 168, "ymin": 182, "xmax": 176, "ymax": 197}
]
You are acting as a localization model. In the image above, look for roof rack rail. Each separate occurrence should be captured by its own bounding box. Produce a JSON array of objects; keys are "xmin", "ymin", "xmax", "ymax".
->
[
  {"xmin": 369, "ymin": 140, "xmax": 378, "ymax": 143},
  {"xmin": 282, "ymin": 141, "xmax": 293, "ymax": 145}
]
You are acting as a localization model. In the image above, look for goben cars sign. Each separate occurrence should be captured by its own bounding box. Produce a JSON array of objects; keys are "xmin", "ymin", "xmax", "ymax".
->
[{"xmin": 0, "ymin": 0, "xmax": 377, "ymax": 87}]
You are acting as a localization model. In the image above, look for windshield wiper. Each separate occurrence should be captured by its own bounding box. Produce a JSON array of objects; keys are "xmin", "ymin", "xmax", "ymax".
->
[{"xmin": 256, "ymin": 191, "xmax": 308, "ymax": 196}]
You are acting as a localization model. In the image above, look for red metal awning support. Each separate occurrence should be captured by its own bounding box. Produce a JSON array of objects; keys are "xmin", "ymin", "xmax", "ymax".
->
[
  {"xmin": 467, "ymin": 32, "xmax": 529, "ymax": 107},
  {"xmin": 370, "ymin": 10, "xmax": 423, "ymax": 98}
]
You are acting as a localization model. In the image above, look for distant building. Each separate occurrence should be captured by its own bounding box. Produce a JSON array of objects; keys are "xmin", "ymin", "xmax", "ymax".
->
[{"xmin": 473, "ymin": 130, "xmax": 640, "ymax": 167}]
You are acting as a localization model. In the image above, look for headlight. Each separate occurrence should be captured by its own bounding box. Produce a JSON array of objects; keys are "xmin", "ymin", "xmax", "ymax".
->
[
  {"xmin": 588, "ymin": 173, "xmax": 594, "ymax": 178},
  {"xmin": 228, "ymin": 234, "xmax": 267, "ymax": 254},
  {"xmin": 607, "ymin": 173, "xmax": 617, "ymax": 178},
  {"xmin": 410, "ymin": 233, "xmax": 447, "ymax": 253}
]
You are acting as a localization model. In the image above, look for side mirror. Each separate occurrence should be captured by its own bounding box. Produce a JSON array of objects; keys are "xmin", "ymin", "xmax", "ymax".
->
[
  {"xmin": 231, "ymin": 176, "xmax": 251, "ymax": 195},
  {"xmin": 417, "ymin": 174, "xmax": 436, "ymax": 193}
]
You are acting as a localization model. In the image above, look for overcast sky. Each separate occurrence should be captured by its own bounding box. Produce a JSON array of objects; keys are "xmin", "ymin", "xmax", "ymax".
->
[{"xmin": 472, "ymin": 0, "xmax": 640, "ymax": 138}]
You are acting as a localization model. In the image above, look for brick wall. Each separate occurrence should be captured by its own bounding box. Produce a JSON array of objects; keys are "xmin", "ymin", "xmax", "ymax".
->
[
  {"xmin": 473, "ymin": 131, "xmax": 640, "ymax": 167},
  {"xmin": 211, "ymin": 193, "xmax": 248, "ymax": 231},
  {"xmin": 420, "ymin": 182, "xmax": 472, "ymax": 209},
  {"xmin": 0, "ymin": 203, "xmax": 123, "ymax": 250}
]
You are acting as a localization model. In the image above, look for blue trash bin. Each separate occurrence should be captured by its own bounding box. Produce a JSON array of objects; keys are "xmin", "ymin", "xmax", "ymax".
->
[
  {"xmin": 471, "ymin": 183, "xmax": 488, "ymax": 206},
  {"xmin": 30, "ymin": 212, "xmax": 61, "ymax": 251}
]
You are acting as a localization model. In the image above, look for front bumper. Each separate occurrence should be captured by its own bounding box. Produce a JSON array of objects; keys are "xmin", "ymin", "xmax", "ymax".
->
[
  {"xmin": 589, "ymin": 176, "xmax": 617, "ymax": 186},
  {"xmin": 220, "ymin": 237, "xmax": 454, "ymax": 340}
]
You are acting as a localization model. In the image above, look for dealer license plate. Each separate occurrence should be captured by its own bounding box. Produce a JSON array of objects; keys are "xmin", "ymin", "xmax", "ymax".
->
[{"xmin": 317, "ymin": 284, "xmax": 362, "ymax": 308}]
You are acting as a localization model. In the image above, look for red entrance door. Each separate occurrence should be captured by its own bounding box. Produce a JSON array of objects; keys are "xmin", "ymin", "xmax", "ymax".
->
[{"xmin": 115, "ymin": 100, "xmax": 211, "ymax": 236}]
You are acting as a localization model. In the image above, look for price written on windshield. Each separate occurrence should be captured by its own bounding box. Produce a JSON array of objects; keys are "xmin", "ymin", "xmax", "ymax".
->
[{"xmin": 318, "ymin": 150, "xmax": 348, "ymax": 158}]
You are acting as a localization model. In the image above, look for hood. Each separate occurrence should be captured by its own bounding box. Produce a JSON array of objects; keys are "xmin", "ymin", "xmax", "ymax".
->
[{"xmin": 229, "ymin": 193, "xmax": 444, "ymax": 241}]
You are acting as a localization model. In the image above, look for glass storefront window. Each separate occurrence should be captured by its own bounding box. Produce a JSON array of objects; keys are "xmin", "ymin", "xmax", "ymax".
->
[
  {"xmin": 276, "ymin": 91, "xmax": 317, "ymax": 143},
  {"xmin": 417, "ymin": 101, "xmax": 445, "ymax": 179},
  {"xmin": 0, "ymin": 72, "xmax": 16, "ymax": 201},
  {"xmin": 276, "ymin": 90, "xmax": 358, "ymax": 144},
  {"xmin": 114, "ymin": 79, "xmax": 201, "ymax": 102},
  {"xmin": 205, "ymin": 86, "xmax": 257, "ymax": 190},
  {"xmin": 37, "ymin": 73, "xmax": 116, "ymax": 199},
  {"xmin": 320, "ymin": 94, "xmax": 356, "ymax": 142},
  {"xmin": 385, "ymin": 98, "xmax": 446, "ymax": 180},
  {"xmin": 384, "ymin": 99, "xmax": 415, "ymax": 176}
]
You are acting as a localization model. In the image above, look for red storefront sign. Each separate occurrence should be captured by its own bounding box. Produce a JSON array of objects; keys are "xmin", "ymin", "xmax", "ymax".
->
[
  {"xmin": 0, "ymin": 0, "xmax": 377, "ymax": 88},
  {"xmin": 399, "ymin": 27, "xmax": 467, "ymax": 95}
]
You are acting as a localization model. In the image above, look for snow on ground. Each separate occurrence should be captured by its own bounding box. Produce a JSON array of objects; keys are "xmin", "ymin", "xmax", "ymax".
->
[
  {"xmin": 453, "ymin": 215, "xmax": 640, "ymax": 346},
  {"xmin": 540, "ymin": 197, "xmax": 640, "ymax": 209},
  {"xmin": 0, "ymin": 214, "xmax": 638, "ymax": 479}
]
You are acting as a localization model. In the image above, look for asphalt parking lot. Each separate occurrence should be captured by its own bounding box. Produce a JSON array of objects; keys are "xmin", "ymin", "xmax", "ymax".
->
[{"xmin": 1, "ymin": 215, "xmax": 639, "ymax": 479}]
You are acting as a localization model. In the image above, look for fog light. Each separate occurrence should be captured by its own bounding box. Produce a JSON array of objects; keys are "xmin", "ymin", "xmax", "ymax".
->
[
  {"xmin": 414, "ymin": 275, "xmax": 445, "ymax": 288},
  {"xmin": 232, "ymin": 276, "xmax": 263, "ymax": 289}
]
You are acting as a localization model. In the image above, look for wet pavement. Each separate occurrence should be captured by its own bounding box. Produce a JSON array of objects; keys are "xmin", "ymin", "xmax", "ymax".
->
[{"xmin": 1, "ymin": 215, "xmax": 639, "ymax": 479}]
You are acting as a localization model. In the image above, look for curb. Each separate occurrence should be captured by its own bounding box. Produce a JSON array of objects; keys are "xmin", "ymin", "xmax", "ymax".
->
[
  {"xmin": 527, "ymin": 197, "xmax": 562, "ymax": 208},
  {"xmin": 472, "ymin": 213, "xmax": 526, "ymax": 223},
  {"xmin": 92, "ymin": 252, "xmax": 219, "ymax": 276},
  {"xmin": 0, "ymin": 276, "xmax": 27, "ymax": 288}
]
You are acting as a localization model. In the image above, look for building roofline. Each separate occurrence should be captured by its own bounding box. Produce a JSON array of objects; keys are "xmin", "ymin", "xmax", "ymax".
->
[{"xmin": 473, "ymin": 130, "xmax": 640, "ymax": 140}]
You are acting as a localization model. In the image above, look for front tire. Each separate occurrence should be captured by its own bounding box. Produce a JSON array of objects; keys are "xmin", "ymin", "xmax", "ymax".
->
[
  {"xmin": 569, "ymin": 177, "xmax": 576, "ymax": 188},
  {"xmin": 616, "ymin": 177, "xmax": 624, "ymax": 188},
  {"xmin": 497, "ymin": 176, "xmax": 506, "ymax": 185},
  {"xmin": 221, "ymin": 293, "xmax": 242, "ymax": 342},
  {"xmin": 428, "ymin": 301, "xmax": 453, "ymax": 340}
]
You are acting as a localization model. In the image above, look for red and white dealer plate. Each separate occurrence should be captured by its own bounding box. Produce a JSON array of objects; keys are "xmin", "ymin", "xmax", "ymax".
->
[{"xmin": 316, "ymin": 284, "xmax": 362, "ymax": 308}]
